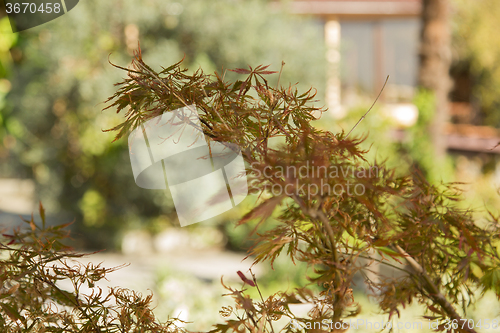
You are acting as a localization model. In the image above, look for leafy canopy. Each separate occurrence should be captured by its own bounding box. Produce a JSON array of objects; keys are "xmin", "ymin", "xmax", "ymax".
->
[{"xmin": 103, "ymin": 50, "xmax": 500, "ymax": 332}]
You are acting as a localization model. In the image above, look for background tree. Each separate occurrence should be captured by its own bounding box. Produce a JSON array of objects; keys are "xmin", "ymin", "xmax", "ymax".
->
[
  {"xmin": 0, "ymin": 0, "xmax": 326, "ymax": 249},
  {"xmin": 451, "ymin": 0, "xmax": 500, "ymax": 126}
]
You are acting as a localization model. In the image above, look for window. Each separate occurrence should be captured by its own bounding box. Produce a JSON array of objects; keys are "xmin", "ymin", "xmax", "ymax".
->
[{"xmin": 340, "ymin": 18, "xmax": 420, "ymax": 100}]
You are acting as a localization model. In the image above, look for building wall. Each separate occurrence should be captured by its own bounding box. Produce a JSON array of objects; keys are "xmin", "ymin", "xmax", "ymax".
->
[{"xmin": 340, "ymin": 18, "xmax": 420, "ymax": 104}]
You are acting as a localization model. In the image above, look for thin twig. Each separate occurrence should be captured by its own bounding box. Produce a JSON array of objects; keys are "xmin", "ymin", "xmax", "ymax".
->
[
  {"xmin": 345, "ymin": 75, "xmax": 389, "ymax": 138},
  {"xmin": 275, "ymin": 61, "xmax": 285, "ymax": 90},
  {"xmin": 392, "ymin": 244, "xmax": 478, "ymax": 333},
  {"xmin": 250, "ymin": 269, "xmax": 275, "ymax": 333}
]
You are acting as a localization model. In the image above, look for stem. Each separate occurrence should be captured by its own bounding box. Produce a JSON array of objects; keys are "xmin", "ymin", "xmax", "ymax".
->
[
  {"xmin": 275, "ymin": 61, "xmax": 285, "ymax": 90},
  {"xmin": 35, "ymin": 276, "xmax": 100, "ymax": 331},
  {"xmin": 250, "ymin": 269, "xmax": 275, "ymax": 333},
  {"xmin": 354, "ymin": 253, "xmax": 409, "ymax": 273},
  {"xmin": 393, "ymin": 245, "xmax": 478, "ymax": 333},
  {"xmin": 291, "ymin": 194, "xmax": 343, "ymax": 322},
  {"xmin": 345, "ymin": 76, "xmax": 389, "ymax": 138},
  {"xmin": 316, "ymin": 210, "xmax": 344, "ymax": 322}
]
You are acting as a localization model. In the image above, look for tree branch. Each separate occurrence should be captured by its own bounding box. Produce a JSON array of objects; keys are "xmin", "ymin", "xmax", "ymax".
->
[{"xmin": 393, "ymin": 245, "xmax": 477, "ymax": 333}]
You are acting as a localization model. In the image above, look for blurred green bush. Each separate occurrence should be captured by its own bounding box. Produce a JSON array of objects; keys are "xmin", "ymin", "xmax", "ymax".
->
[{"xmin": 0, "ymin": 0, "xmax": 326, "ymax": 249}]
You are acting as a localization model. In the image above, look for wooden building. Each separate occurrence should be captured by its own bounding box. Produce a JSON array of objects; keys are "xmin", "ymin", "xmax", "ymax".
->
[{"xmin": 277, "ymin": 0, "xmax": 500, "ymax": 154}]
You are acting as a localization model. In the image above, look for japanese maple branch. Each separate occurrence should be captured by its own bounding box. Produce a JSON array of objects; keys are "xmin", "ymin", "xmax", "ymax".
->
[
  {"xmin": 392, "ymin": 244, "xmax": 478, "ymax": 333},
  {"xmin": 291, "ymin": 194, "xmax": 343, "ymax": 322},
  {"xmin": 345, "ymin": 76, "xmax": 389, "ymax": 138}
]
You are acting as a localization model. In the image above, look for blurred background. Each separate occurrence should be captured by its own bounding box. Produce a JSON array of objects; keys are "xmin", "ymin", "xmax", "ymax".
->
[{"xmin": 1, "ymin": 0, "xmax": 500, "ymax": 331}]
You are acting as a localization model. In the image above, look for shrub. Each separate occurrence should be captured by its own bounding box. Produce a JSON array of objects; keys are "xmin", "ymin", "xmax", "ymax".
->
[
  {"xmin": 1, "ymin": 49, "xmax": 499, "ymax": 332},
  {"xmin": 0, "ymin": 203, "xmax": 185, "ymax": 332},
  {"xmin": 104, "ymin": 49, "xmax": 500, "ymax": 332}
]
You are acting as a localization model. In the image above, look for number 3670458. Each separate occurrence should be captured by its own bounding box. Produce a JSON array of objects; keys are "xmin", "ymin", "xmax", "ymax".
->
[{"xmin": 5, "ymin": 2, "xmax": 62, "ymax": 14}]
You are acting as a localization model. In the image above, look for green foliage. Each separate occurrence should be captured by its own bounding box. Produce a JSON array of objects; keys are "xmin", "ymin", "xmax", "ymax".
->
[
  {"xmin": 452, "ymin": 0, "xmax": 500, "ymax": 126},
  {"xmin": 103, "ymin": 52, "xmax": 500, "ymax": 332},
  {"xmin": 403, "ymin": 89, "xmax": 454, "ymax": 183},
  {"xmin": 0, "ymin": 0, "xmax": 325, "ymax": 248},
  {"xmin": 0, "ymin": 17, "xmax": 17, "ymax": 143}
]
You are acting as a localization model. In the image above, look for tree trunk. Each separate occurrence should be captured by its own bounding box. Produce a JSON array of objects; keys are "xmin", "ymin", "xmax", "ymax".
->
[{"xmin": 418, "ymin": 0, "xmax": 452, "ymax": 159}]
